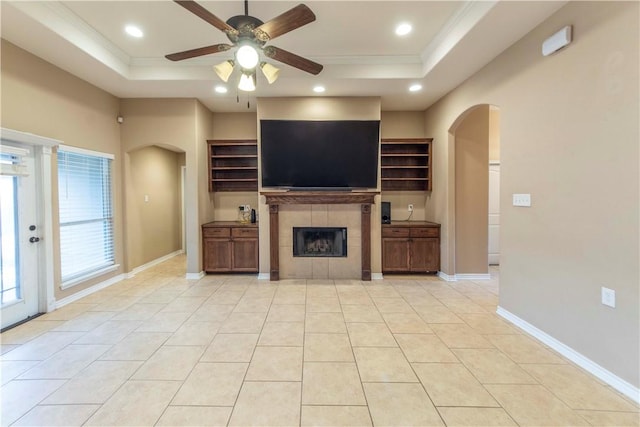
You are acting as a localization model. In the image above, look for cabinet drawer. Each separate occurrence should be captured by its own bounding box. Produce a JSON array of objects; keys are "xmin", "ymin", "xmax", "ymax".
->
[
  {"xmin": 410, "ymin": 228, "xmax": 439, "ymax": 238},
  {"xmin": 382, "ymin": 227, "xmax": 410, "ymax": 238},
  {"xmin": 203, "ymin": 227, "xmax": 230, "ymax": 238},
  {"xmin": 232, "ymin": 227, "xmax": 258, "ymax": 238}
]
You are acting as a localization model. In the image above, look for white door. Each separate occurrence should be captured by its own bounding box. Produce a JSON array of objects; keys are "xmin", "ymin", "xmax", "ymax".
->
[
  {"xmin": 488, "ymin": 163, "xmax": 500, "ymax": 265},
  {"xmin": 1, "ymin": 143, "xmax": 40, "ymax": 329}
]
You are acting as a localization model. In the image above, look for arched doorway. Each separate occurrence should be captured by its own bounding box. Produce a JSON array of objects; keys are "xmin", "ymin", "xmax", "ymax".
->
[
  {"xmin": 448, "ymin": 104, "xmax": 500, "ymax": 278},
  {"xmin": 124, "ymin": 144, "xmax": 186, "ymax": 273}
]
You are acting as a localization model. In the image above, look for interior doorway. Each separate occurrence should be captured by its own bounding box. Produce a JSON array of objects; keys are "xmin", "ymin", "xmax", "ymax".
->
[{"xmin": 448, "ymin": 104, "xmax": 500, "ymax": 277}]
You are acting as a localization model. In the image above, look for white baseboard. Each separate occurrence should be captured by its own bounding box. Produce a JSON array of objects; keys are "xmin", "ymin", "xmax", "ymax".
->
[
  {"xmin": 438, "ymin": 271, "xmax": 456, "ymax": 281},
  {"xmin": 497, "ymin": 306, "xmax": 640, "ymax": 404},
  {"xmin": 185, "ymin": 271, "xmax": 205, "ymax": 280},
  {"xmin": 371, "ymin": 273, "xmax": 384, "ymax": 280},
  {"xmin": 438, "ymin": 272, "xmax": 491, "ymax": 281},
  {"xmin": 55, "ymin": 273, "xmax": 126, "ymax": 309},
  {"xmin": 257, "ymin": 273, "xmax": 271, "ymax": 280},
  {"xmin": 456, "ymin": 273, "xmax": 491, "ymax": 280},
  {"xmin": 127, "ymin": 250, "xmax": 183, "ymax": 278}
]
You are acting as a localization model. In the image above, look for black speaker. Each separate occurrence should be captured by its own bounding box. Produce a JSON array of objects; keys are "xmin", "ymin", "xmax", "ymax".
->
[{"xmin": 381, "ymin": 201, "xmax": 391, "ymax": 224}]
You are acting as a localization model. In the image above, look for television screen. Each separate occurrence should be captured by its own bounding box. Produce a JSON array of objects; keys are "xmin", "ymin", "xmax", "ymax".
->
[{"xmin": 260, "ymin": 120, "xmax": 380, "ymax": 189}]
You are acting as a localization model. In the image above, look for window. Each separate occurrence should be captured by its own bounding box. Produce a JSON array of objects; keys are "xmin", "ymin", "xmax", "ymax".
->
[{"xmin": 57, "ymin": 146, "xmax": 115, "ymax": 287}]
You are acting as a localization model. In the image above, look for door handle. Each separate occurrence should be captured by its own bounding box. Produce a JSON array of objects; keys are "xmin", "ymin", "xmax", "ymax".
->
[{"xmin": 29, "ymin": 237, "xmax": 40, "ymax": 243}]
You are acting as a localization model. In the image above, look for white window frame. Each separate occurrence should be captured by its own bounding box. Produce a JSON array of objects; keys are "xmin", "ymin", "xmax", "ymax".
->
[{"xmin": 57, "ymin": 144, "xmax": 118, "ymax": 289}]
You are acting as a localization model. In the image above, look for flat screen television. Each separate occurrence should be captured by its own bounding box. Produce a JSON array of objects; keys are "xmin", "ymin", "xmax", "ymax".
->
[{"xmin": 260, "ymin": 120, "xmax": 380, "ymax": 190}]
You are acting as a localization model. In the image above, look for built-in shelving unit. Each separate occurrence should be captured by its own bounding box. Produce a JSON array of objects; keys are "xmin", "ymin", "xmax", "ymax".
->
[
  {"xmin": 208, "ymin": 140, "xmax": 258, "ymax": 192},
  {"xmin": 380, "ymin": 138, "xmax": 432, "ymax": 191}
]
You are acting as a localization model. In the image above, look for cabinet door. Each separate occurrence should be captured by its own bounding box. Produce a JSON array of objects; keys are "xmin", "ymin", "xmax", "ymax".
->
[
  {"xmin": 203, "ymin": 239, "xmax": 232, "ymax": 272},
  {"xmin": 382, "ymin": 238, "xmax": 410, "ymax": 272},
  {"xmin": 409, "ymin": 238, "xmax": 440, "ymax": 272},
  {"xmin": 232, "ymin": 239, "xmax": 259, "ymax": 272}
]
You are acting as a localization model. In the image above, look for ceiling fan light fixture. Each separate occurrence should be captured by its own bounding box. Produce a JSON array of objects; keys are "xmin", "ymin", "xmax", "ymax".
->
[
  {"xmin": 213, "ymin": 60, "xmax": 235, "ymax": 82},
  {"xmin": 238, "ymin": 72, "xmax": 256, "ymax": 92},
  {"xmin": 260, "ymin": 62, "xmax": 280, "ymax": 84},
  {"xmin": 236, "ymin": 45, "xmax": 260, "ymax": 69}
]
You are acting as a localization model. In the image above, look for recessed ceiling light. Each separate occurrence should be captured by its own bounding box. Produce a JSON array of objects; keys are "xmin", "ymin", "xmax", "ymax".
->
[
  {"xmin": 313, "ymin": 85, "xmax": 325, "ymax": 93},
  {"xmin": 125, "ymin": 25, "xmax": 143, "ymax": 38},
  {"xmin": 214, "ymin": 85, "xmax": 228, "ymax": 94},
  {"xmin": 395, "ymin": 23, "xmax": 412, "ymax": 36},
  {"xmin": 409, "ymin": 84, "xmax": 422, "ymax": 92}
]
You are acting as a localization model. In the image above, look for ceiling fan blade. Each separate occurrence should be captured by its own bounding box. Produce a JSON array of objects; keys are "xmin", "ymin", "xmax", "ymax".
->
[
  {"xmin": 166, "ymin": 44, "xmax": 233, "ymax": 61},
  {"xmin": 254, "ymin": 4, "xmax": 316, "ymax": 42},
  {"xmin": 263, "ymin": 46, "xmax": 323, "ymax": 75},
  {"xmin": 174, "ymin": 1, "xmax": 237, "ymax": 34}
]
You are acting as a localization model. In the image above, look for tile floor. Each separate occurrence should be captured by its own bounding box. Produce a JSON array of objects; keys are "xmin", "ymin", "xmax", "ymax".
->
[{"xmin": 1, "ymin": 257, "xmax": 638, "ymax": 426}]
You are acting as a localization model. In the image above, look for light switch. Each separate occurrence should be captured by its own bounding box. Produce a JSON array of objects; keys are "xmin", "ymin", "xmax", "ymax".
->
[
  {"xmin": 144, "ymin": 195, "xmax": 149, "ymax": 203},
  {"xmin": 601, "ymin": 287, "xmax": 616, "ymax": 308},
  {"xmin": 512, "ymin": 194, "xmax": 531, "ymax": 207}
]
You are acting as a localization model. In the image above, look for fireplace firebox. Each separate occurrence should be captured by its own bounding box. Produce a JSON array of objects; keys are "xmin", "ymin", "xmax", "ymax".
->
[{"xmin": 293, "ymin": 227, "xmax": 347, "ymax": 257}]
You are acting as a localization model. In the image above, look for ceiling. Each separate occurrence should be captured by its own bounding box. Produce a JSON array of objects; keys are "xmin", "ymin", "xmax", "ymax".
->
[{"xmin": 1, "ymin": 1, "xmax": 566, "ymax": 112}]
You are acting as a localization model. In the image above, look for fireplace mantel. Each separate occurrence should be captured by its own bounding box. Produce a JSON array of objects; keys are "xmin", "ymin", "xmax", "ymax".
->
[
  {"xmin": 261, "ymin": 191, "xmax": 379, "ymax": 281},
  {"xmin": 262, "ymin": 191, "xmax": 377, "ymax": 205}
]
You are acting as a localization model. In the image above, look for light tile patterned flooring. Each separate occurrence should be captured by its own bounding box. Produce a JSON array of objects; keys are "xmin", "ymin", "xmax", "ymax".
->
[{"xmin": 1, "ymin": 257, "xmax": 638, "ymax": 426}]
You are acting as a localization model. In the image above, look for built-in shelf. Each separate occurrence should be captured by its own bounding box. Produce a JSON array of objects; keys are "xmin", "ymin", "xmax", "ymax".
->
[
  {"xmin": 208, "ymin": 140, "xmax": 258, "ymax": 192},
  {"xmin": 381, "ymin": 138, "xmax": 433, "ymax": 191}
]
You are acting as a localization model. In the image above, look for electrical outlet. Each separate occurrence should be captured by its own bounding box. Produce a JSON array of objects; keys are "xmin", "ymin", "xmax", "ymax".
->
[
  {"xmin": 601, "ymin": 287, "xmax": 616, "ymax": 308},
  {"xmin": 408, "ymin": 204, "xmax": 414, "ymax": 212}
]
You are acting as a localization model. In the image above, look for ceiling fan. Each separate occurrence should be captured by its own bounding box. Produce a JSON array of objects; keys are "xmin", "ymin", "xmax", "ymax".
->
[{"xmin": 165, "ymin": 0, "xmax": 323, "ymax": 91}]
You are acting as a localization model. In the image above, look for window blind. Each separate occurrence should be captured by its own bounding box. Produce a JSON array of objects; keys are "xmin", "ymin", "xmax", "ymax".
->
[{"xmin": 57, "ymin": 146, "xmax": 114, "ymax": 285}]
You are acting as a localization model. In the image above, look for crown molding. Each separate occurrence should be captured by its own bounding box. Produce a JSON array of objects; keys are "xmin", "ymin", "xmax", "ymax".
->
[
  {"xmin": 420, "ymin": 0, "xmax": 497, "ymax": 76},
  {"xmin": 10, "ymin": 1, "xmax": 132, "ymax": 77}
]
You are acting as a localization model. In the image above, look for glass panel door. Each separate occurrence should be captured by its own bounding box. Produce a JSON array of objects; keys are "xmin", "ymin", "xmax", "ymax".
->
[
  {"xmin": 0, "ymin": 145, "xmax": 39, "ymax": 329},
  {"xmin": 1, "ymin": 174, "xmax": 20, "ymax": 304}
]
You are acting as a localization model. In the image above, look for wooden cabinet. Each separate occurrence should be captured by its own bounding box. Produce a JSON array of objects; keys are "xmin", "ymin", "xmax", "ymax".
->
[
  {"xmin": 208, "ymin": 140, "xmax": 258, "ymax": 192},
  {"xmin": 202, "ymin": 222, "xmax": 258, "ymax": 273},
  {"xmin": 381, "ymin": 138, "xmax": 432, "ymax": 191},
  {"xmin": 382, "ymin": 222, "xmax": 440, "ymax": 273}
]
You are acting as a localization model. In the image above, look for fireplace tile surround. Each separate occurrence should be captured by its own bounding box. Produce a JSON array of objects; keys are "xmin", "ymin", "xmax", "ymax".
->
[
  {"xmin": 281, "ymin": 206, "xmax": 360, "ymax": 279},
  {"xmin": 261, "ymin": 191, "xmax": 377, "ymax": 280}
]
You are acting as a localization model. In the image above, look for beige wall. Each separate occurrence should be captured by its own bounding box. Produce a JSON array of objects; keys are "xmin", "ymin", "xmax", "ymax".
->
[
  {"xmin": 380, "ymin": 111, "xmax": 430, "ymax": 223},
  {"xmin": 256, "ymin": 97, "xmax": 382, "ymax": 277},
  {"xmin": 488, "ymin": 107, "xmax": 501, "ymax": 162},
  {"xmin": 127, "ymin": 146, "xmax": 182, "ymax": 269},
  {"xmin": 212, "ymin": 112, "xmax": 258, "ymax": 139},
  {"xmin": 119, "ymin": 98, "xmax": 201, "ymax": 273},
  {"xmin": 453, "ymin": 105, "xmax": 489, "ymax": 274},
  {"xmin": 196, "ymin": 100, "xmax": 214, "ymax": 264},
  {"xmin": 424, "ymin": 2, "xmax": 639, "ymax": 386},
  {"xmin": 0, "ymin": 40, "xmax": 124, "ymax": 300}
]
